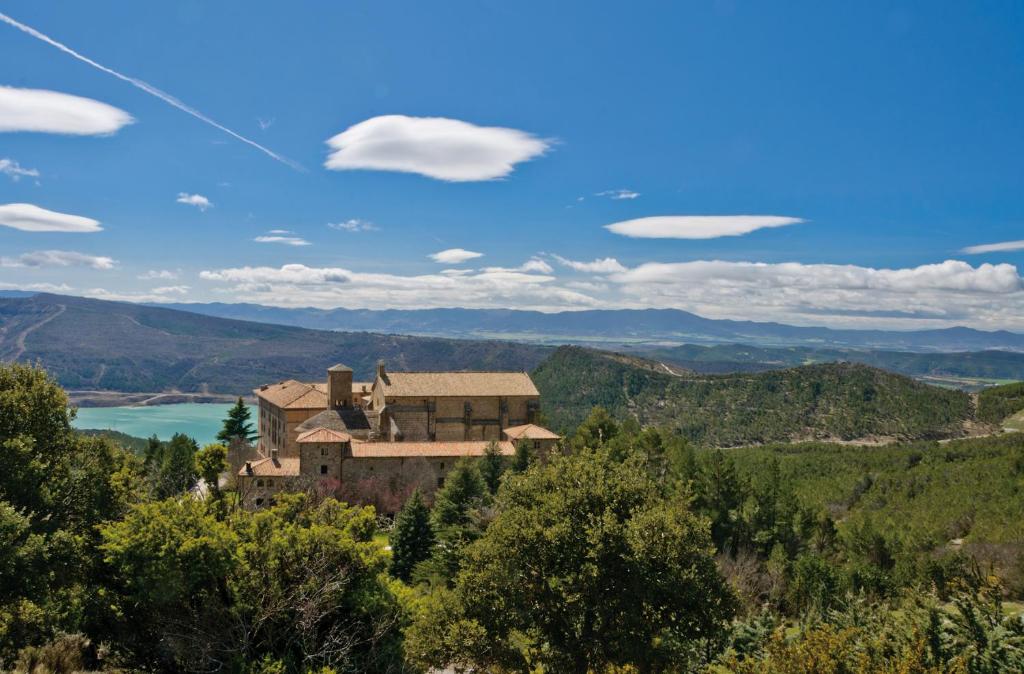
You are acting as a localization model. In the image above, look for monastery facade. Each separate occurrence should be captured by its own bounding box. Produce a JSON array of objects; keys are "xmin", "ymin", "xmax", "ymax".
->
[{"xmin": 237, "ymin": 361, "xmax": 559, "ymax": 511}]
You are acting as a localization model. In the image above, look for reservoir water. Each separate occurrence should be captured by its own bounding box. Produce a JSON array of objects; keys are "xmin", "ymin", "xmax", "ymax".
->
[{"xmin": 72, "ymin": 403, "xmax": 255, "ymax": 446}]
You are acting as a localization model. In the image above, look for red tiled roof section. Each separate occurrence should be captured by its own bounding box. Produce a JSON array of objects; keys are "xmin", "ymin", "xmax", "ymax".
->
[
  {"xmin": 254, "ymin": 380, "xmax": 328, "ymax": 409},
  {"xmin": 238, "ymin": 456, "xmax": 300, "ymax": 476},
  {"xmin": 349, "ymin": 440, "xmax": 515, "ymax": 458},
  {"xmin": 296, "ymin": 427, "xmax": 352, "ymax": 444},
  {"xmin": 503, "ymin": 424, "xmax": 561, "ymax": 440},
  {"xmin": 378, "ymin": 372, "xmax": 539, "ymax": 398}
]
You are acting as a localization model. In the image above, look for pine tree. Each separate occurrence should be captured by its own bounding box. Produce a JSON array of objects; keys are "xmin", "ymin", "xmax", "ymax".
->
[
  {"xmin": 389, "ymin": 489, "xmax": 435, "ymax": 581},
  {"xmin": 424, "ymin": 459, "xmax": 487, "ymax": 584},
  {"xmin": 217, "ymin": 397, "xmax": 257, "ymax": 444},
  {"xmin": 479, "ymin": 440, "xmax": 504, "ymax": 494},
  {"xmin": 152, "ymin": 433, "xmax": 200, "ymax": 498},
  {"xmin": 431, "ymin": 459, "xmax": 485, "ymax": 529}
]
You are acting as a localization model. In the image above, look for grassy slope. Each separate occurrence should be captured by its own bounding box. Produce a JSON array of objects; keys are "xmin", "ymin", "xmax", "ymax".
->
[
  {"xmin": 0, "ymin": 294, "xmax": 550, "ymax": 394},
  {"xmin": 532, "ymin": 346, "xmax": 973, "ymax": 446}
]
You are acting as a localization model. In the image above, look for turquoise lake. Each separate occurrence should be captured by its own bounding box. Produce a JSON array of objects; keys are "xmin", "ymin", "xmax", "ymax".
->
[{"xmin": 72, "ymin": 403, "xmax": 255, "ymax": 446}]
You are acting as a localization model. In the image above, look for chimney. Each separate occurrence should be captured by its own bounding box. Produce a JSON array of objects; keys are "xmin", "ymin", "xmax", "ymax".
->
[
  {"xmin": 376, "ymin": 360, "xmax": 386, "ymax": 381},
  {"xmin": 245, "ymin": 461, "xmax": 253, "ymax": 474},
  {"xmin": 270, "ymin": 448, "xmax": 279, "ymax": 463}
]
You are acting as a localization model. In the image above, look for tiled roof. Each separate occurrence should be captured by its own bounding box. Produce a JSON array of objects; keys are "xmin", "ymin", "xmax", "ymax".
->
[
  {"xmin": 295, "ymin": 408, "xmax": 372, "ymax": 434},
  {"xmin": 349, "ymin": 440, "xmax": 515, "ymax": 458},
  {"xmin": 254, "ymin": 380, "xmax": 328, "ymax": 410},
  {"xmin": 503, "ymin": 424, "xmax": 560, "ymax": 440},
  {"xmin": 238, "ymin": 456, "xmax": 300, "ymax": 477},
  {"xmin": 377, "ymin": 371, "xmax": 539, "ymax": 398},
  {"xmin": 296, "ymin": 427, "xmax": 352, "ymax": 444}
]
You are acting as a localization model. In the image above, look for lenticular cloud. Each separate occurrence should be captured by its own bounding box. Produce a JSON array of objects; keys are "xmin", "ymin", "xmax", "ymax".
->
[
  {"xmin": 0, "ymin": 203, "xmax": 102, "ymax": 232},
  {"xmin": 605, "ymin": 215, "xmax": 805, "ymax": 239},
  {"xmin": 324, "ymin": 115, "xmax": 550, "ymax": 181},
  {"xmin": 0, "ymin": 86, "xmax": 133, "ymax": 135}
]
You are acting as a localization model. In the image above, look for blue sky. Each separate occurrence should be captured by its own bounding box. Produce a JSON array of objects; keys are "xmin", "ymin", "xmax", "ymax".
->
[{"xmin": 1, "ymin": 1, "xmax": 1023, "ymax": 329}]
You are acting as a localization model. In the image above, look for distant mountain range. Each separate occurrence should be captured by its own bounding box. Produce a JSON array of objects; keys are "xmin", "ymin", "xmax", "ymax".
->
[
  {"xmin": 150, "ymin": 300, "xmax": 1024, "ymax": 352},
  {"xmin": 2, "ymin": 293, "xmax": 1023, "ymax": 407},
  {"xmin": 0, "ymin": 293, "xmax": 549, "ymax": 395}
]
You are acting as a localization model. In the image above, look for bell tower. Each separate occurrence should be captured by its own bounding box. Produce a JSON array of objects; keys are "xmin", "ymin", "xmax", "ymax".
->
[{"xmin": 327, "ymin": 363, "xmax": 353, "ymax": 409}]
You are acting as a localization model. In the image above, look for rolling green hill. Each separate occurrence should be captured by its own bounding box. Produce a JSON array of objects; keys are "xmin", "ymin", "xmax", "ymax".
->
[
  {"xmin": 0, "ymin": 294, "xmax": 550, "ymax": 395},
  {"xmin": 532, "ymin": 346, "xmax": 974, "ymax": 445}
]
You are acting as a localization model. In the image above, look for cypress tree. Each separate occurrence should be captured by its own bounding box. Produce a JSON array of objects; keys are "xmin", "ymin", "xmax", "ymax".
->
[
  {"xmin": 217, "ymin": 397, "xmax": 257, "ymax": 444},
  {"xmin": 390, "ymin": 489, "xmax": 434, "ymax": 581},
  {"xmin": 479, "ymin": 440, "xmax": 505, "ymax": 494},
  {"xmin": 512, "ymin": 439, "xmax": 532, "ymax": 473}
]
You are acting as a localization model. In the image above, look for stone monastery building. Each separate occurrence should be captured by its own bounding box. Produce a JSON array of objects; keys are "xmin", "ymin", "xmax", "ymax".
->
[{"xmin": 237, "ymin": 361, "xmax": 559, "ymax": 510}]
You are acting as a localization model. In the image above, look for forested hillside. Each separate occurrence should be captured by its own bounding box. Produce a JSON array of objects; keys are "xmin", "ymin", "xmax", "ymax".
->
[
  {"xmin": 977, "ymin": 381, "xmax": 1024, "ymax": 424},
  {"xmin": 0, "ymin": 294, "xmax": 549, "ymax": 393},
  {"xmin": 532, "ymin": 346, "xmax": 974, "ymax": 445},
  {"xmin": 642, "ymin": 342, "xmax": 1024, "ymax": 380}
]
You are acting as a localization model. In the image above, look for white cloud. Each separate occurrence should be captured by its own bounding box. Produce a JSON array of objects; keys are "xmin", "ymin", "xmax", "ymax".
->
[
  {"xmin": 611, "ymin": 259, "xmax": 1021, "ymax": 294},
  {"xmin": 0, "ymin": 281, "xmax": 73, "ymax": 293},
  {"xmin": 0, "ymin": 85, "xmax": 133, "ymax": 135},
  {"xmin": 482, "ymin": 259, "xmax": 556, "ymax": 275},
  {"xmin": 606, "ymin": 259, "xmax": 1024, "ymax": 329},
  {"xmin": 605, "ymin": 215, "xmax": 805, "ymax": 239},
  {"xmin": 254, "ymin": 230, "xmax": 310, "ymax": 246},
  {"xmin": 596, "ymin": 189, "xmax": 640, "ymax": 200},
  {"xmin": 552, "ymin": 255, "xmax": 627, "ymax": 274},
  {"xmin": 176, "ymin": 193, "xmax": 212, "ymax": 211},
  {"xmin": 199, "ymin": 262, "xmax": 595, "ymax": 312},
  {"xmin": 324, "ymin": 115, "xmax": 550, "ymax": 181},
  {"xmin": 328, "ymin": 219, "xmax": 378, "ymax": 232},
  {"xmin": 138, "ymin": 269, "xmax": 179, "ymax": 280},
  {"xmin": 430, "ymin": 248, "xmax": 484, "ymax": 264},
  {"xmin": 0, "ymin": 158, "xmax": 40, "ymax": 181},
  {"xmin": 0, "ymin": 249, "xmax": 116, "ymax": 270},
  {"xmin": 519, "ymin": 258, "xmax": 554, "ymax": 274},
  {"xmin": 82, "ymin": 287, "xmax": 191, "ymax": 303},
  {"xmin": 0, "ymin": 203, "xmax": 102, "ymax": 232},
  {"xmin": 196, "ymin": 256, "xmax": 1024, "ymax": 330},
  {"xmin": 150, "ymin": 285, "xmax": 190, "ymax": 295},
  {"xmin": 962, "ymin": 240, "xmax": 1024, "ymax": 255}
]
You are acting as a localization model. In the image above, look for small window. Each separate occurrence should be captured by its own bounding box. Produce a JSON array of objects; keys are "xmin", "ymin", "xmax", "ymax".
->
[
  {"xmin": 255, "ymin": 498, "xmax": 264, "ymax": 507},
  {"xmin": 533, "ymin": 441, "xmax": 541, "ymax": 450},
  {"xmin": 256, "ymin": 479, "xmax": 264, "ymax": 487},
  {"xmin": 266, "ymin": 479, "xmax": 273, "ymax": 488},
  {"xmin": 439, "ymin": 462, "xmax": 445, "ymax": 471},
  {"xmin": 437, "ymin": 476, "xmax": 445, "ymax": 488},
  {"xmin": 320, "ymin": 465, "xmax": 328, "ymax": 475},
  {"xmin": 321, "ymin": 447, "xmax": 328, "ymax": 457}
]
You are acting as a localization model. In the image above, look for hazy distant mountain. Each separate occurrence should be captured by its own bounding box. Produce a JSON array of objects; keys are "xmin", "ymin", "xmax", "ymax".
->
[
  {"xmin": 154, "ymin": 300, "xmax": 1024, "ymax": 352},
  {"xmin": 0, "ymin": 293, "xmax": 550, "ymax": 394},
  {"xmin": 2, "ymin": 293, "xmax": 1022, "ymax": 403}
]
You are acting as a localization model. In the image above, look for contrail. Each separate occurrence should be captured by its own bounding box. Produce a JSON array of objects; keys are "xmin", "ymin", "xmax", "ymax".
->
[{"xmin": 0, "ymin": 11, "xmax": 303, "ymax": 171}]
